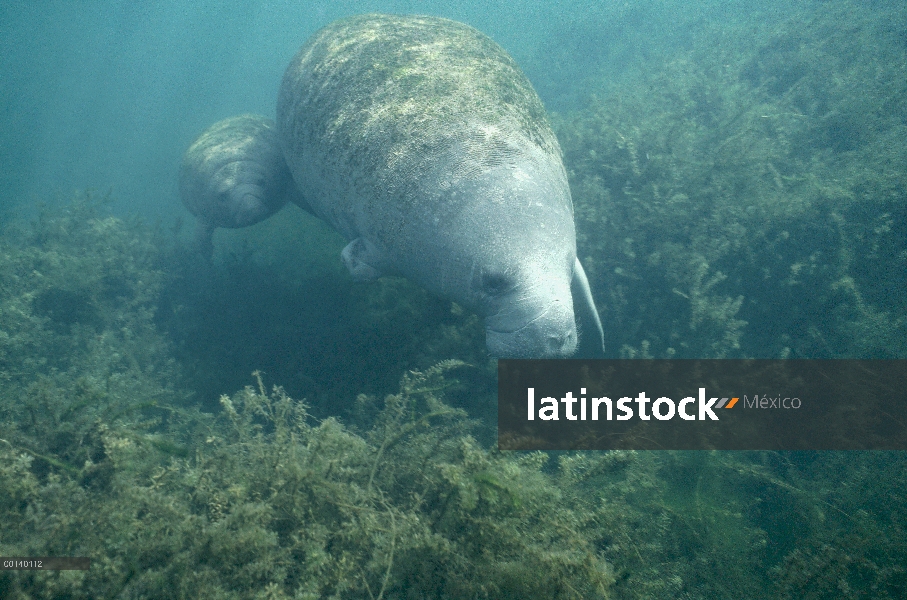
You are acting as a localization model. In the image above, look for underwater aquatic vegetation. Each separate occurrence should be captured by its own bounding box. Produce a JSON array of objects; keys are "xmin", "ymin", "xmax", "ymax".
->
[
  {"xmin": 0, "ymin": 192, "xmax": 185, "ymax": 471},
  {"xmin": 553, "ymin": 0, "xmax": 906, "ymax": 359},
  {"xmin": 1, "ymin": 188, "xmax": 905, "ymax": 598},
  {"xmin": 143, "ymin": 366, "xmax": 614, "ymax": 599},
  {"xmin": 4, "ymin": 368, "xmax": 616, "ymax": 598}
]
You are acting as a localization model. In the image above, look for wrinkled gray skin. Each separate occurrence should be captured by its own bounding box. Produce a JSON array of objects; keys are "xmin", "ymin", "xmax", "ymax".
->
[
  {"xmin": 182, "ymin": 15, "xmax": 605, "ymax": 358},
  {"xmin": 179, "ymin": 114, "xmax": 294, "ymax": 256}
]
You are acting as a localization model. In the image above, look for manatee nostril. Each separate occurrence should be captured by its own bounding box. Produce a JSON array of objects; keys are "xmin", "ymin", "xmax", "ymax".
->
[
  {"xmin": 545, "ymin": 328, "xmax": 578, "ymax": 356},
  {"xmin": 548, "ymin": 332, "xmax": 569, "ymax": 349}
]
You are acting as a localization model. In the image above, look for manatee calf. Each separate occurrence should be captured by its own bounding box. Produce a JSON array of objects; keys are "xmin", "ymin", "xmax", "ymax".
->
[{"xmin": 179, "ymin": 114, "xmax": 294, "ymax": 256}]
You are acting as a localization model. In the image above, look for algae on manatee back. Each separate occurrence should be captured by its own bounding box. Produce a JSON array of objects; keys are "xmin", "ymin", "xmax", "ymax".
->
[{"xmin": 279, "ymin": 13, "xmax": 560, "ymax": 203}]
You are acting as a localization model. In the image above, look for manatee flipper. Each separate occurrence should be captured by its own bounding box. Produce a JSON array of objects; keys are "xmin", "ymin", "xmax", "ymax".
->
[
  {"xmin": 341, "ymin": 238, "xmax": 388, "ymax": 281},
  {"xmin": 572, "ymin": 258, "xmax": 605, "ymax": 357},
  {"xmin": 194, "ymin": 220, "xmax": 216, "ymax": 259}
]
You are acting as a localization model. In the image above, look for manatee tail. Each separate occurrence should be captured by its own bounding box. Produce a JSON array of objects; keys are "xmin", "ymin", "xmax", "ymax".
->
[{"xmin": 572, "ymin": 258, "xmax": 605, "ymax": 358}]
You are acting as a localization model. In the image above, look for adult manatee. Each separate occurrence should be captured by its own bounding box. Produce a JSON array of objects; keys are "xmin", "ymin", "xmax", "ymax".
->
[
  {"xmin": 179, "ymin": 114, "xmax": 295, "ymax": 256},
  {"xmin": 277, "ymin": 14, "xmax": 605, "ymax": 358}
]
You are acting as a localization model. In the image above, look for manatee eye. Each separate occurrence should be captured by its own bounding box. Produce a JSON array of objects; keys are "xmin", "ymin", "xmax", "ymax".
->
[{"xmin": 482, "ymin": 272, "xmax": 514, "ymax": 296}]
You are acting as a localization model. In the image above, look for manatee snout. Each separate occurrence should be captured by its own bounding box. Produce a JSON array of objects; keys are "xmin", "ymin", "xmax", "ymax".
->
[{"xmin": 484, "ymin": 289, "xmax": 579, "ymax": 358}]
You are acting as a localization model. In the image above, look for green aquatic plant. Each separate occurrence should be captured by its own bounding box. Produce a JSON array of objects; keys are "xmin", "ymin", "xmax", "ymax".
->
[
  {"xmin": 552, "ymin": 449, "xmax": 907, "ymax": 600},
  {"xmin": 0, "ymin": 192, "xmax": 187, "ymax": 479},
  {"xmin": 1, "ymin": 365, "xmax": 614, "ymax": 598},
  {"xmin": 1, "ymin": 190, "xmax": 905, "ymax": 599},
  {"xmin": 553, "ymin": 0, "xmax": 906, "ymax": 359}
]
